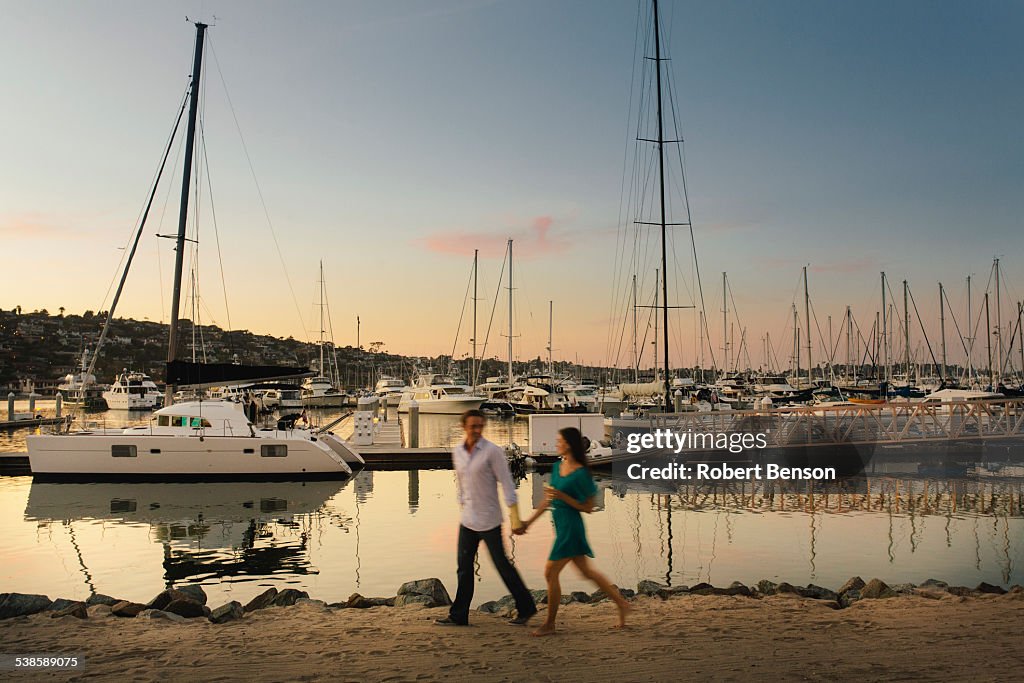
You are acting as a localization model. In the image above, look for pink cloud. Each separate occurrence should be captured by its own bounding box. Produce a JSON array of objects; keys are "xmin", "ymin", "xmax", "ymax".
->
[{"xmin": 417, "ymin": 214, "xmax": 572, "ymax": 259}]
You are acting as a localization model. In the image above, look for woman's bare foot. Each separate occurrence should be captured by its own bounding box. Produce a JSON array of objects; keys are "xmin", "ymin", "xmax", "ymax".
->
[
  {"xmin": 532, "ymin": 622, "xmax": 556, "ymax": 637},
  {"xmin": 615, "ymin": 601, "xmax": 633, "ymax": 628}
]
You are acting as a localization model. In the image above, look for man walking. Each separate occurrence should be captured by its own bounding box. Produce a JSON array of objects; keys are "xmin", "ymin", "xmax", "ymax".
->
[{"xmin": 435, "ymin": 409, "xmax": 537, "ymax": 626}]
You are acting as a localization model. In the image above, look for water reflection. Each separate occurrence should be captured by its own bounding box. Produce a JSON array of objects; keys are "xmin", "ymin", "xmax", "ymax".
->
[{"xmin": 5, "ymin": 468, "xmax": 1022, "ymax": 609}]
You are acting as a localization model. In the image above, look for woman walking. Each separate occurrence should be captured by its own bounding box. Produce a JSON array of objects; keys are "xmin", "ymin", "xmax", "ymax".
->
[{"xmin": 523, "ymin": 427, "xmax": 630, "ymax": 636}]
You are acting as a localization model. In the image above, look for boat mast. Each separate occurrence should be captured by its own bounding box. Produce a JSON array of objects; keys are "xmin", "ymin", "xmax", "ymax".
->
[
  {"xmin": 804, "ymin": 266, "xmax": 811, "ymax": 386},
  {"xmin": 722, "ymin": 272, "xmax": 728, "ymax": 375},
  {"xmin": 632, "ymin": 275, "xmax": 639, "ymax": 382},
  {"xmin": 653, "ymin": 0, "xmax": 672, "ymax": 411},
  {"xmin": 472, "ymin": 249, "xmax": 478, "ymax": 390},
  {"xmin": 880, "ymin": 272, "xmax": 887, "ymax": 387},
  {"xmin": 319, "ymin": 261, "xmax": 326, "ymax": 379},
  {"xmin": 903, "ymin": 280, "xmax": 910, "ymax": 381},
  {"xmin": 939, "ymin": 282, "xmax": 946, "ymax": 383},
  {"xmin": 165, "ymin": 21, "xmax": 207, "ymax": 407},
  {"xmin": 995, "ymin": 258, "xmax": 1002, "ymax": 389},
  {"xmin": 985, "ymin": 292, "xmax": 993, "ymax": 388},
  {"xmin": 547, "ymin": 300, "xmax": 553, "ymax": 377},
  {"xmin": 507, "ymin": 239, "xmax": 514, "ymax": 386},
  {"xmin": 966, "ymin": 275, "xmax": 973, "ymax": 384}
]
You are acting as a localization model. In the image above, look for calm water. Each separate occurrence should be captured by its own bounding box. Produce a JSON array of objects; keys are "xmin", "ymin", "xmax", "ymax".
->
[
  {"xmin": 2, "ymin": 400, "xmax": 1022, "ymax": 606},
  {"xmin": 1, "ymin": 468, "xmax": 1021, "ymax": 608}
]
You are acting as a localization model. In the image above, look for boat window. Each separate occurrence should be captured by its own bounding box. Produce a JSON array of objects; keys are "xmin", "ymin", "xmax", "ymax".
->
[
  {"xmin": 171, "ymin": 416, "xmax": 187, "ymax": 427},
  {"xmin": 261, "ymin": 444, "xmax": 288, "ymax": 457},
  {"xmin": 189, "ymin": 417, "xmax": 210, "ymax": 428},
  {"xmin": 158, "ymin": 416, "xmax": 170, "ymax": 427},
  {"xmin": 111, "ymin": 445, "xmax": 137, "ymax": 458}
]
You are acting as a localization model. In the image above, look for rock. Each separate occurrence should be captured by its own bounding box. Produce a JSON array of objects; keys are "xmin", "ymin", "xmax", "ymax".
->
[
  {"xmin": 1008, "ymin": 585, "xmax": 1023, "ymax": 594},
  {"xmin": 272, "ymin": 589, "xmax": 309, "ymax": 607},
  {"xmin": 559, "ymin": 595, "xmax": 574, "ymax": 605},
  {"xmin": 164, "ymin": 599, "xmax": 206, "ymax": 618},
  {"xmin": 176, "ymin": 585, "xmax": 208, "ymax": 606},
  {"xmin": 488, "ymin": 594, "xmax": 517, "ymax": 616},
  {"xmin": 48, "ymin": 598, "xmax": 78, "ymax": 612},
  {"xmin": 86, "ymin": 593, "xmax": 119, "ymax": 607},
  {"xmin": 919, "ymin": 578, "xmax": 948, "ymax": 590},
  {"xmin": 209, "ymin": 601, "xmax": 244, "ymax": 624},
  {"xmin": 146, "ymin": 609, "xmax": 186, "ymax": 623},
  {"xmin": 891, "ymin": 583, "xmax": 917, "ymax": 595},
  {"xmin": 638, "ymin": 580, "xmax": 668, "ymax": 596},
  {"xmin": 946, "ymin": 586, "xmax": 974, "ymax": 597},
  {"xmin": 689, "ymin": 582, "xmax": 715, "ymax": 595},
  {"xmin": 394, "ymin": 594, "xmax": 434, "ymax": 607},
  {"xmin": 0, "ymin": 593, "xmax": 53, "ymax": 619},
  {"xmin": 87, "ymin": 604, "xmax": 113, "ymax": 617},
  {"xmin": 110, "ymin": 601, "xmax": 147, "ymax": 618},
  {"xmin": 620, "ymin": 589, "xmax": 636, "ymax": 600},
  {"xmin": 837, "ymin": 576, "xmax": 865, "ymax": 596},
  {"xmin": 860, "ymin": 579, "xmax": 896, "ymax": 599},
  {"xmin": 839, "ymin": 589, "xmax": 862, "ymax": 608},
  {"xmin": 775, "ymin": 582, "xmax": 801, "ymax": 595},
  {"xmin": 477, "ymin": 601, "xmax": 499, "ymax": 613},
  {"xmin": 345, "ymin": 593, "xmax": 394, "ymax": 609},
  {"xmin": 50, "ymin": 602, "xmax": 88, "ymax": 619},
  {"xmin": 570, "ymin": 591, "xmax": 591, "ymax": 603},
  {"xmin": 146, "ymin": 589, "xmax": 198, "ymax": 612},
  {"xmin": 800, "ymin": 584, "xmax": 837, "ymax": 601},
  {"xmin": 396, "ymin": 578, "xmax": 452, "ymax": 607},
  {"xmin": 244, "ymin": 587, "xmax": 279, "ymax": 613},
  {"xmin": 529, "ymin": 589, "xmax": 548, "ymax": 605},
  {"xmin": 914, "ymin": 589, "xmax": 944, "ymax": 600},
  {"xmin": 723, "ymin": 582, "xmax": 752, "ymax": 597},
  {"xmin": 757, "ymin": 580, "xmax": 778, "ymax": 595},
  {"xmin": 975, "ymin": 582, "xmax": 1007, "ymax": 595}
]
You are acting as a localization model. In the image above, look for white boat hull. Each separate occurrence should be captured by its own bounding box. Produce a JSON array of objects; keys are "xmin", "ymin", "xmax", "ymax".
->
[{"xmin": 26, "ymin": 432, "xmax": 352, "ymax": 479}]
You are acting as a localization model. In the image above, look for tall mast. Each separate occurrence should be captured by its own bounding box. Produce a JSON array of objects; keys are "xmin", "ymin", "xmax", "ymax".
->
[
  {"xmin": 722, "ymin": 272, "xmax": 728, "ymax": 375},
  {"xmin": 995, "ymin": 258, "xmax": 1002, "ymax": 389},
  {"xmin": 653, "ymin": 0, "xmax": 672, "ymax": 411},
  {"xmin": 903, "ymin": 280, "xmax": 910, "ymax": 379},
  {"xmin": 654, "ymin": 269, "xmax": 659, "ymax": 383},
  {"xmin": 472, "ymin": 249, "xmax": 478, "ymax": 389},
  {"xmin": 804, "ymin": 266, "xmax": 811, "ymax": 386},
  {"xmin": 966, "ymin": 275, "xmax": 973, "ymax": 383},
  {"xmin": 507, "ymin": 239, "xmax": 514, "ymax": 386},
  {"xmin": 547, "ymin": 300, "xmax": 553, "ymax": 377},
  {"xmin": 319, "ymin": 261, "xmax": 325, "ymax": 377},
  {"xmin": 793, "ymin": 305, "xmax": 799, "ymax": 382},
  {"xmin": 166, "ymin": 21, "xmax": 207, "ymax": 406},
  {"xmin": 985, "ymin": 292, "xmax": 993, "ymax": 388},
  {"xmin": 881, "ymin": 272, "xmax": 888, "ymax": 385},
  {"xmin": 939, "ymin": 283, "xmax": 946, "ymax": 383},
  {"xmin": 632, "ymin": 275, "xmax": 639, "ymax": 382}
]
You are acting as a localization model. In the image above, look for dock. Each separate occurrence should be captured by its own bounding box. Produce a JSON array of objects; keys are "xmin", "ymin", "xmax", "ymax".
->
[
  {"xmin": 0, "ymin": 416, "xmax": 70, "ymax": 430},
  {"xmin": 348, "ymin": 417, "xmax": 452, "ymax": 468},
  {"xmin": 0, "ymin": 453, "xmax": 30, "ymax": 475}
]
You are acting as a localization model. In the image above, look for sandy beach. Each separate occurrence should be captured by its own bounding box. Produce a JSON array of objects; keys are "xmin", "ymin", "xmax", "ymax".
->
[{"xmin": 3, "ymin": 590, "xmax": 1022, "ymax": 682}]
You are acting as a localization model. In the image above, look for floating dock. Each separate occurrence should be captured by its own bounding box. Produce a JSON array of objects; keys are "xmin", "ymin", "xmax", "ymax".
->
[{"xmin": 0, "ymin": 416, "xmax": 70, "ymax": 430}]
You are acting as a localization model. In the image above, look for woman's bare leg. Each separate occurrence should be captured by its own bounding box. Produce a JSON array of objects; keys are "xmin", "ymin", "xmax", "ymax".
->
[
  {"xmin": 571, "ymin": 556, "xmax": 632, "ymax": 627},
  {"xmin": 533, "ymin": 558, "xmax": 571, "ymax": 637}
]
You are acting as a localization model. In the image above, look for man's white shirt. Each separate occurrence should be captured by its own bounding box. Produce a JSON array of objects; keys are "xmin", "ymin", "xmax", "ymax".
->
[{"xmin": 452, "ymin": 437, "xmax": 518, "ymax": 531}]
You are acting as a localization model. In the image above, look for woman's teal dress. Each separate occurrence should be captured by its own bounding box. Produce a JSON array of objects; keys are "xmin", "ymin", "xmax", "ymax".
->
[{"xmin": 548, "ymin": 463, "xmax": 598, "ymax": 561}]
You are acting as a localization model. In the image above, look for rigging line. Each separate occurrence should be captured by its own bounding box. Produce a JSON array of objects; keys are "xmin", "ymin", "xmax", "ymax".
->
[
  {"xmin": 476, "ymin": 242, "xmax": 509, "ymax": 384},
  {"xmin": 84, "ymin": 85, "xmax": 191, "ymax": 387},
  {"xmin": 907, "ymin": 286, "xmax": 939, "ymax": 370},
  {"xmin": 449, "ymin": 259, "xmax": 475, "ymax": 371},
  {"xmin": 207, "ymin": 37, "xmax": 308, "ymax": 344},
  {"xmin": 199, "ymin": 116, "xmax": 233, "ymax": 336}
]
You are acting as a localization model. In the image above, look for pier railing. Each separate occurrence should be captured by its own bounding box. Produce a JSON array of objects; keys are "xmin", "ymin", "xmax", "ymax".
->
[{"xmin": 630, "ymin": 397, "xmax": 1024, "ymax": 450}]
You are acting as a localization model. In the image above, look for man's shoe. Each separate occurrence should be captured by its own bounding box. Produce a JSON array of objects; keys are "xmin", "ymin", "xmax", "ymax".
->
[
  {"xmin": 508, "ymin": 608, "xmax": 537, "ymax": 625},
  {"xmin": 434, "ymin": 616, "xmax": 469, "ymax": 626}
]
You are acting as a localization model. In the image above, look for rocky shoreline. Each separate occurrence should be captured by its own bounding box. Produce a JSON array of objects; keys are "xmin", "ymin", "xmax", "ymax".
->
[{"xmin": 2, "ymin": 576, "xmax": 1020, "ymax": 625}]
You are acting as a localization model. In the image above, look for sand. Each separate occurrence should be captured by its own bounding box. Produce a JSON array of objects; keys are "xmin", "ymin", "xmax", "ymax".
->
[{"xmin": 2, "ymin": 592, "xmax": 1022, "ymax": 682}]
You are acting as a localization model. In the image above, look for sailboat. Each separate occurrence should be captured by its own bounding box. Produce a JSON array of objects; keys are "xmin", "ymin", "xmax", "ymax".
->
[
  {"xmin": 301, "ymin": 262, "xmax": 347, "ymax": 407},
  {"xmin": 26, "ymin": 22, "xmax": 357, "ymax": 480}
]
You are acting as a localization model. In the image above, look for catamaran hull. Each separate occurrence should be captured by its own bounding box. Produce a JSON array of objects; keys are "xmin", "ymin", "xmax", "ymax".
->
[{"xmin": 26, "ymin": 434, "xmax": 353, "ymax": 479}]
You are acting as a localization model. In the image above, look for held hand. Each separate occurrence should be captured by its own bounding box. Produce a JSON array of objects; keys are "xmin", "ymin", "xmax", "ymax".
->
[{"xmin": 511, "ymin": 525, "xmax": 527, "ymax": 536}]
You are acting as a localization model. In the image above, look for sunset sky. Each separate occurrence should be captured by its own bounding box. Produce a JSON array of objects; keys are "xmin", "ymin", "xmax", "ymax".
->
[{"xmin": 3, "ymin": 1, "xmax": 1022, "ymax": 373}]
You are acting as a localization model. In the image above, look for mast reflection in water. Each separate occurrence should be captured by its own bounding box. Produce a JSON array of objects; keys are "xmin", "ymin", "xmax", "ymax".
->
[{"xmin": 3, "ymin": 465, "xmax": 1021, "ymax": 608}]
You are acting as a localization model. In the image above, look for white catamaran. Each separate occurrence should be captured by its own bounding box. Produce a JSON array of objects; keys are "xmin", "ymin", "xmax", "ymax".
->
[{"xmin": 26, "ymin": 22, "xmax": 356, "ymax": 480}]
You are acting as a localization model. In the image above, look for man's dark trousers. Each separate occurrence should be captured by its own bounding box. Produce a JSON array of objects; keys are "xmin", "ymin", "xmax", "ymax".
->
[{"xmin": 448, "ymin": 524, "xmax": 535, "ymax": 624}]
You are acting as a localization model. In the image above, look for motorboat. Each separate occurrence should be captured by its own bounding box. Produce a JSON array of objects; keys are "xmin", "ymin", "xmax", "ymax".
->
[
  {"xmin": 103, "ymin": 370, "xmax": 162, "ymax": 410},
  {"xmin": 397, "ymin": 373, "xmax": 484, "ymax": 414},
  {"xmin": 374, "ymin": 375, "xmax": 410, "ymax": 407}
]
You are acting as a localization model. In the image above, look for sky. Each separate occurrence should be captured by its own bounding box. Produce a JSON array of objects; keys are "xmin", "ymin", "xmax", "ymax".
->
[{"xmin": 2, "ymin": 1, "xmax": 1022, "ymax": 374}]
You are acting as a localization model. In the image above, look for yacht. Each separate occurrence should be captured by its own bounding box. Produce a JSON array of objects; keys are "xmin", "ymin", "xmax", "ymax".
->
[
  {"xmin": 26, "ymin": 399, "xmax": 357, "ymax": 479},
  {"xmin": 301, "ymin": 375, "xmax": 346, "ymax": 407},
  {"xmin": 397, "ymin": 373, "xmax": 484, "ymax": 414},
  {"xmin": 374, "ymin": 375, "xmax": 410, "ymax": 407},
  {"xmin": 103, "ymin": 370, "xmax": 162, "ymax": 410}
]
